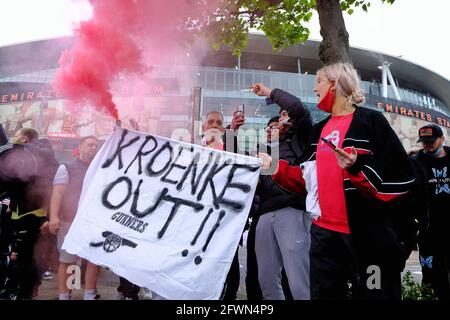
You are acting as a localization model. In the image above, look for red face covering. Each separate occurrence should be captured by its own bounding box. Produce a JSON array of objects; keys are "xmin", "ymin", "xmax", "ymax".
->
[{"xmin": 317, "ymin": 85, "xmax": 335, "ymax": 113}]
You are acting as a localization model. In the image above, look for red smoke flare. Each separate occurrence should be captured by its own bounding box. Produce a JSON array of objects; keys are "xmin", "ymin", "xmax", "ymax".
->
[
  {"xmin": 53, "ymin": 1, "xmax": 145, "ymax": 120},
  {"xmin": 53, "ymin": 0, "xmax": 220, "ymax": 120}
]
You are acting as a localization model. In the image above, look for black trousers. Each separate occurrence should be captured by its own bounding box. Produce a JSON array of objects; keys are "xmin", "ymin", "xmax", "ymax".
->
[
  {"xmin": 34, "ymin": 232, "xmax": 58, "ymax": 275},
  {"xmin": 118, "ymin": 277, "xmax": 140, "ymax": 299},
  {"xmin": 222, "ymin": 249, "xmax": 240, "ymax": 300},
  {"xmin": 421, "ymin": 249, "xmax": 450, "ymax": 300},
  {"xmin": 245, "ymin": 216, "xmax": 262, "ymax": 300},
  {"xmin": 5, "ymin": 215, "xmax": 42, "ymax": 299},
  {"xmin": 310, "ymin": 224, "xmax": 401, "ymax": 300},
  {"xmin": 0, "ymin": 204, "xmax": 12, "ymax": 291}
]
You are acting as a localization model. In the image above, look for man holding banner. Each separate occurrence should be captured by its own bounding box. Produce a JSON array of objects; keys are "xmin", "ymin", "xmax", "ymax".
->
[
  {"xmin": 49, "ymin": 136, "xmax": 101, "ymax": 300},
  {"xmin": 201, "ymin": 110, "xmax": 246, "ymax": 300}
]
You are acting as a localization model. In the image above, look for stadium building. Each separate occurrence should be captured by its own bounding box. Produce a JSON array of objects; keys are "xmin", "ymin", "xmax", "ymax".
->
[{"xmin": 1, "ymin": 34, "xmax": 449, "ymax": 159}]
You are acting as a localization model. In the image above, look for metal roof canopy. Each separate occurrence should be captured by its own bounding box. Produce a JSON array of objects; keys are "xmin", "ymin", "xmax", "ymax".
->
[{"xmin": 0, "ymin": 34, "xmax": 448, "ymax": 109}]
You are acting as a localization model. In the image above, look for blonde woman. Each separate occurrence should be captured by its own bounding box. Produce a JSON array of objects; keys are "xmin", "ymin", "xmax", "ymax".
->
[{"xmin": 260, "ymin": 62, "xmax": 415, "ymax": 300}]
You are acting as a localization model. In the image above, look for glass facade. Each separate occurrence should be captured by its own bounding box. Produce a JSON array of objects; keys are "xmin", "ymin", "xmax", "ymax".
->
[
  {"xmin": 1, "ymin": 65, "xmax": 448, "ymax": 117},
  {"xmin": 1, "ymin": 65, "xmax": 449, "ymax": 154}
]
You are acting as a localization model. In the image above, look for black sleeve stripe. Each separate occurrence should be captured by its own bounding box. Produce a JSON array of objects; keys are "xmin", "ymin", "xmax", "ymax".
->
[
  {"xmin": 381, "ymin": 178, "xmax": 416, "ymax": 185},
  {"xmin": 306, "ymin": 152, "xmax": 316, "ymax": 162},
  {"xmin": 342, "ymin": 139, "xmax": 372, "ymax": 151},
  {"xmin": 362, "ymin": 165, "xmax": 415, "ymax": 193},
  {"xmin": 364, "ymin": 165, "xmax": 384, "ymax": 183},
  {"xmin": 343, "ymin": 138, "xmax": 370, "ymax": 143}
]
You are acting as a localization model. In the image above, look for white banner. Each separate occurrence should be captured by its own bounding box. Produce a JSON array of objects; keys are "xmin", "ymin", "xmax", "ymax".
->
[{"xmin": 62, "ymin": 127, "xmax": 260, "ymax": 299}]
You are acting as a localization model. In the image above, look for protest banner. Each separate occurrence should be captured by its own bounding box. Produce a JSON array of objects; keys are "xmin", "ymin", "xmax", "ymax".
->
[{"xmin": 62, "ymin": 127, "xmax": 260, "ymax": 299}]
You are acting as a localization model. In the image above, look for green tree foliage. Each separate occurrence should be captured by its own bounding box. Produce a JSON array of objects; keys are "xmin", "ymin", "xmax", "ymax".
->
[{"xmin": 187, "ymin": 0, "xmax": 395, "ymax": 62}]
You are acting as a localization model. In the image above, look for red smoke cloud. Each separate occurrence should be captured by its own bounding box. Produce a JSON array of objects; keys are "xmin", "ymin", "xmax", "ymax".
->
[{"xmin": 53, "ymin": 0, "xmax": 219, "ymax": 120}]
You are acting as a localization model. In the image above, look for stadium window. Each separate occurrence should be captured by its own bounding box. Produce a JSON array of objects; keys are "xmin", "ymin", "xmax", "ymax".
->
[
  {"xmin": 225, "ymin": 71, "xmax": 235, "ymax": 91},
  {"xmin": 206, "ymin": 71, "xmax": 215, "ymax": 90},
  {"xmin": 216, "ymin": 71, "xmax": 225, "ymax": 92}
]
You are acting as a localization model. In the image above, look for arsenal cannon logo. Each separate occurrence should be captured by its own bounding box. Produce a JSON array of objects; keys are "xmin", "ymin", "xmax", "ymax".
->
[{"xmin": 90, "ymin": 231, "xmax": 137, "ymax": 253}]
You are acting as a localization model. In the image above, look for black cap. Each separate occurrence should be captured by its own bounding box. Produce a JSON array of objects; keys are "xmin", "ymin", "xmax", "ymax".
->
[
  {"xmin": 267, "ymin": 116, "xmax": 280, "ymax": 126},
  {"xmin": 417, "ymin": 124, "xmax": 443, "ymax": 143}
]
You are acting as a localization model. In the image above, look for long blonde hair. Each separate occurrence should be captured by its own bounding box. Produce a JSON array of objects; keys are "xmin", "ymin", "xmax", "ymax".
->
[{"xmin": 317, "ymin": 62, "xmax": 365, "ymax": 106}]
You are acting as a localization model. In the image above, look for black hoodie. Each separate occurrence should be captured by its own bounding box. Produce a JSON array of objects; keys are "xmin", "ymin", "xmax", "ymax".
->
[{"xmin": 256, "ymin": 88, "xmax": 313, "ymax": 216}]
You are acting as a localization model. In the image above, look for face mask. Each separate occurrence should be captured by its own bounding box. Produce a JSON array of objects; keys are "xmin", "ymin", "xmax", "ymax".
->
[
  {"xmin": 317, "ymin": 85, "xmax": 335, "ymax": 113},
  {"xmin": 425, "ymin": 146, "xmax": 443, "ymax": 157}
]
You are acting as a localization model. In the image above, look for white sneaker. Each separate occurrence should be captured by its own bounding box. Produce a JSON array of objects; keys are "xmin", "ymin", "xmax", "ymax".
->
[
  {"xmin": 83, "ymin": 290, "xmax": 100, "ymax": 300},
  {"xmin": 142, "ymin": 288, "xmax": 152, "ymax": 300}
]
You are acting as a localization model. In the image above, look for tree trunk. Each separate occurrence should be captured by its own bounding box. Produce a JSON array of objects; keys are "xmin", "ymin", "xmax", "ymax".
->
[{"xmin": 316, "ymin": 0, "xmax": 352, "ymax": 65}]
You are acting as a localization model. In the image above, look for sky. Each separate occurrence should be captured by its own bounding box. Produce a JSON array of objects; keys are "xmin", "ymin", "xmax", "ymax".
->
[{"xmin": 0, "ymin": 0, "xmax": 448, "ymax": 80}]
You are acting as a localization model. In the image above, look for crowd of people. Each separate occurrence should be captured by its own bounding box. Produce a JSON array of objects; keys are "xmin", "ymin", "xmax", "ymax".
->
[{"xmin": 0, "ymin": 62, "xmax": 448, "ymax": 300}]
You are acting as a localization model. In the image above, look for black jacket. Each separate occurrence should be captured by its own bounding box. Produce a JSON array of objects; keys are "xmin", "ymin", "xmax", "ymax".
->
[
  {"xmin": 0, "ymin": 141, "xmax": 58, "ymax": 218},
  {"xmin": 274, "ymin": 106, "xmax": 416, "ymax": 271},
  {"xmin": 59, "ymin": 157, "xmax": 91, "ymax": 223},
  {"xmin": 257, "ymin": 88, "xmax": 312, "ymax": 216},
  {"xmin": 410, "ymin": 146, "xmax": 450, "ymax": 254}
]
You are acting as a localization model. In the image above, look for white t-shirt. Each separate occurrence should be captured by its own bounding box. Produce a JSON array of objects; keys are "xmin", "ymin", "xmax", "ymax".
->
[{"xmin": 53, "ymin": 164, "xmax": 69, "ymax": 185}]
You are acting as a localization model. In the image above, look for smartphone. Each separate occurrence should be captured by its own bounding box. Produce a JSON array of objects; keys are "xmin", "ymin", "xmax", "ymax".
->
[
  {"xmin": 321, "ymin": 137, "xmax": 337, "ymax": 150},
  {"xmin": 265, "ymin": 97, "xmax": 275, "ymax": 105},
  {"xmin": 279, "ymin": 110, "xmax": 290, "ymax": 125},
  {"xmin": 236, "ymin": 104, "xmax": 245, "ymax": 115}
]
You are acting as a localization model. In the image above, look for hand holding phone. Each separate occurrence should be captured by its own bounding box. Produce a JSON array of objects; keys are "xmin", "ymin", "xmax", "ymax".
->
[
  {"xmin": 321, "ymin": 137, "xmax": 337, "ymax": 150},
  {"xmin": 231, "ymin": 106, "xmax": 246, "ymax": 130},
  {"xmin": 236, "ymin": 104, "xmax": 245, "ymax": 116}
]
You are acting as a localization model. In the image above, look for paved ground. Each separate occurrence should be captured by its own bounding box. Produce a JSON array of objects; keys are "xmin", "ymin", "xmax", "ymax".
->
[{"xmin": 34, "ymin": 249, "xmax": 422, "ymax": 300}]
